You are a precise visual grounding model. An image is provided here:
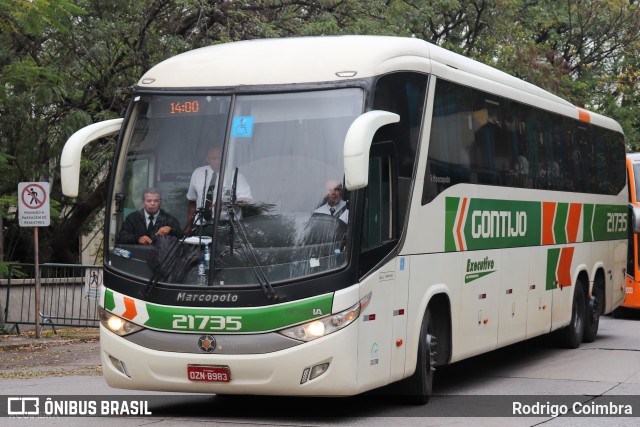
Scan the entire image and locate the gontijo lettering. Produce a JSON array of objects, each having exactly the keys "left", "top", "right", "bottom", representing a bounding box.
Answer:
[
  {"left": 446, "top": 197, "right": 627, "bottom": 252},
  {"left": 471, "top": 210, "right": 527, "bottom": 238}
]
